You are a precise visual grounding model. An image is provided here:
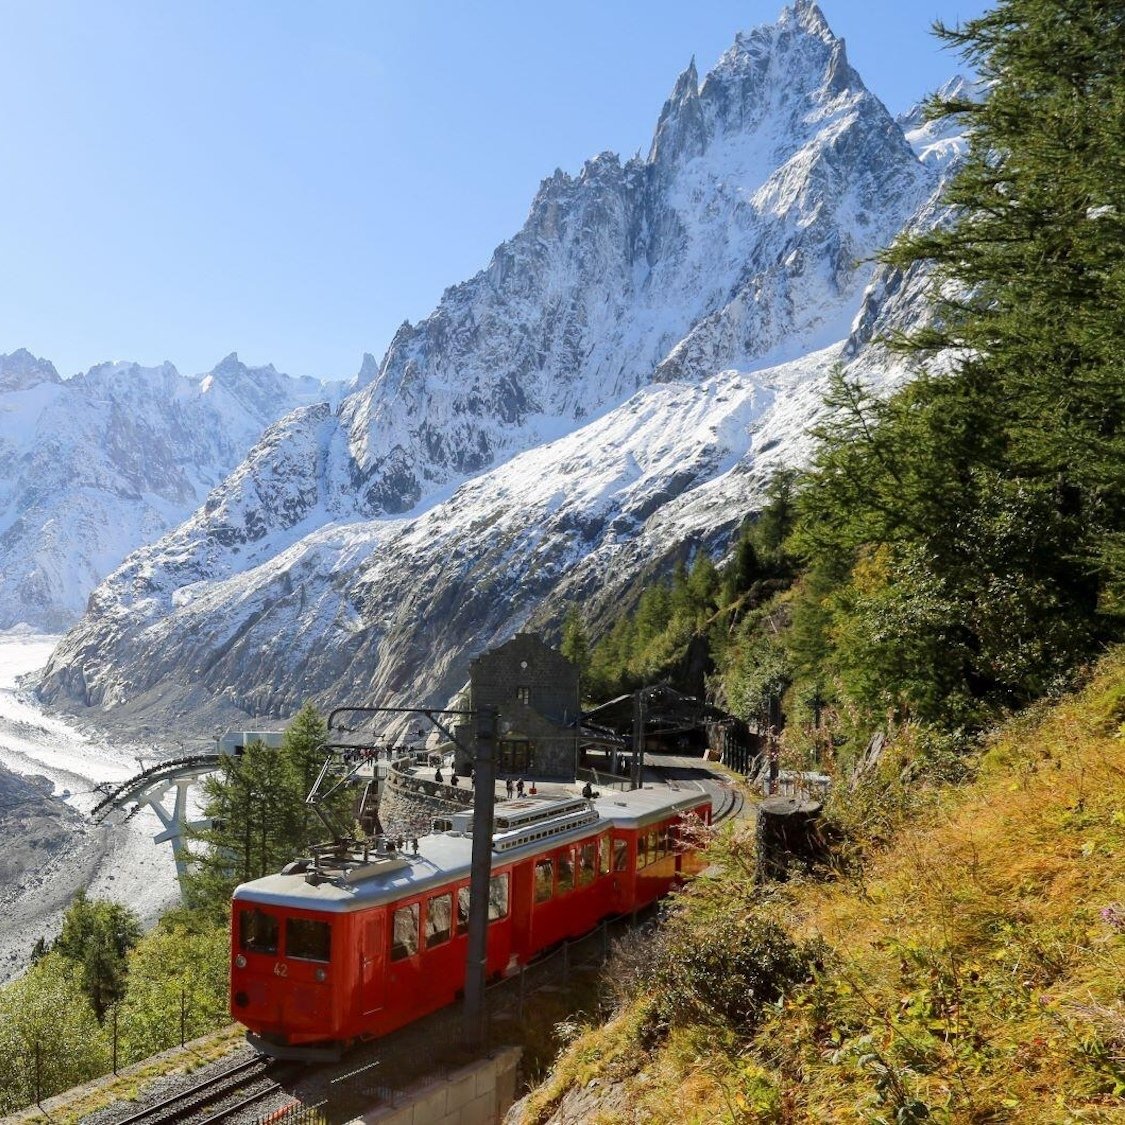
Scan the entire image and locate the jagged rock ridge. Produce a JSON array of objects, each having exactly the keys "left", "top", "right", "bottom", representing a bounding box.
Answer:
[
  {"left": 0, "top": 351, "right": 340, "bottom": 630},
  {"left": 39, "top": 2, "right": 959, "bottom": 730}
]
